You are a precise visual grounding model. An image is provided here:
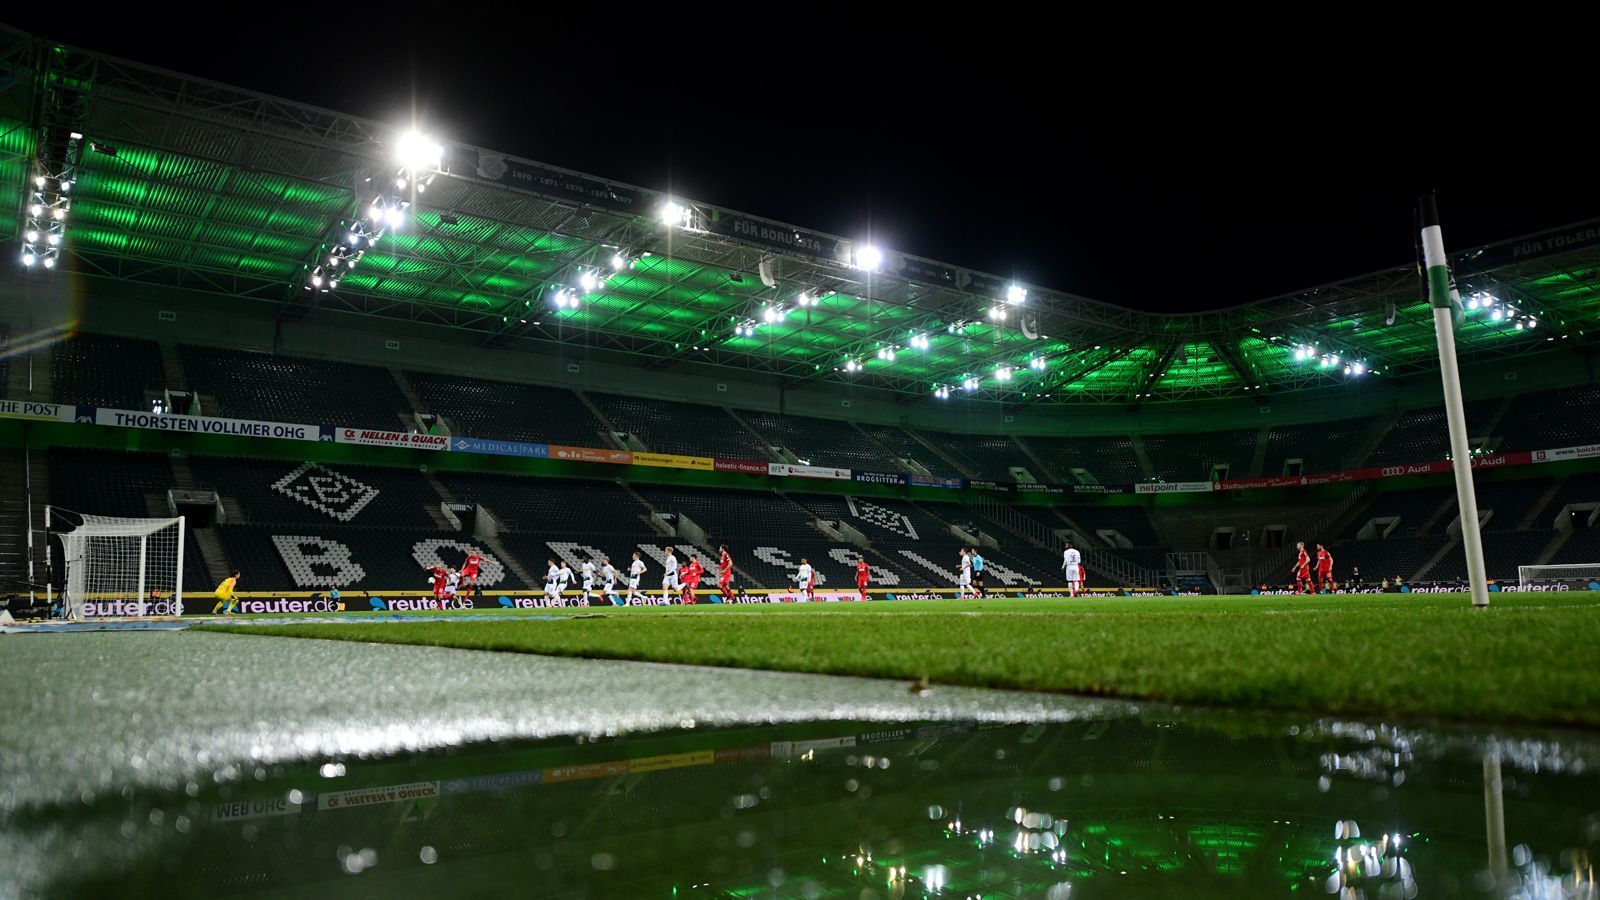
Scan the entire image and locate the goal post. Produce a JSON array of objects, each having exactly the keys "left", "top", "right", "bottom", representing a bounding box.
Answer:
[
  {"left": 1517, "top": 564, "right": 1600, "bottom": 591},
  {"left": 47, "top": 508, "right": 186, "bottom": 619}
]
